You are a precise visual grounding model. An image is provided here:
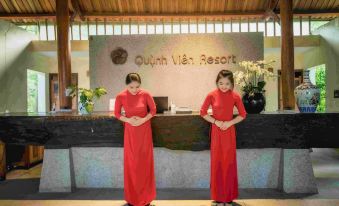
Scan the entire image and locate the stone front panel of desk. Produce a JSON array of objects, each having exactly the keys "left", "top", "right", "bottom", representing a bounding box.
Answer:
[{"left": 0, "top": 113, "right": 339, "bottom": 150}]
